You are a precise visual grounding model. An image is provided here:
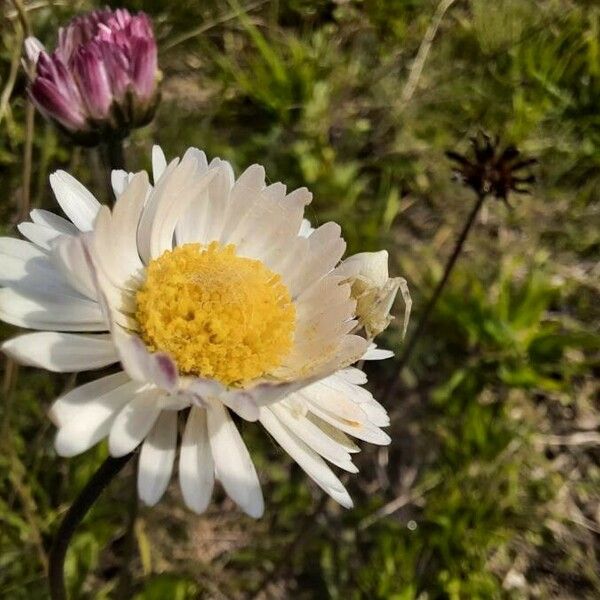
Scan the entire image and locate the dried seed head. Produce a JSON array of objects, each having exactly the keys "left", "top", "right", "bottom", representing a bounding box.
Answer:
[{"left": 446, "top": 132, "right": 537, "bottom": 203}]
